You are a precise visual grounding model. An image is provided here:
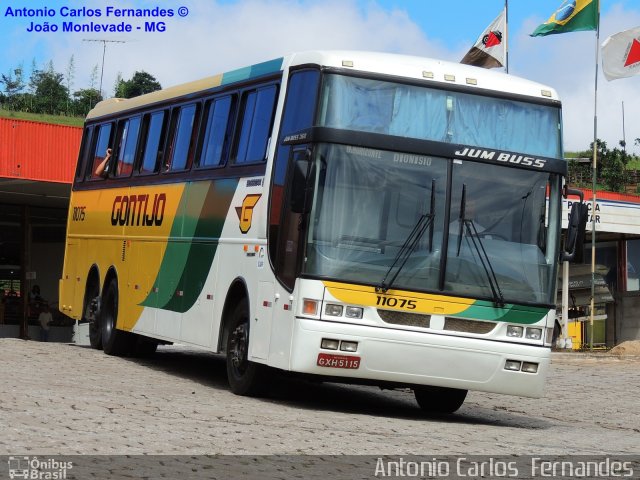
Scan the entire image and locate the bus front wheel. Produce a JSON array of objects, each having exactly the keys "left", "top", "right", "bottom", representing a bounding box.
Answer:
[
  {"left": 225, "top": 302, "right": 269, "bottom": 396},
  {"left": 414, "top": 385, "right": 467, "bottom": 414}
]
